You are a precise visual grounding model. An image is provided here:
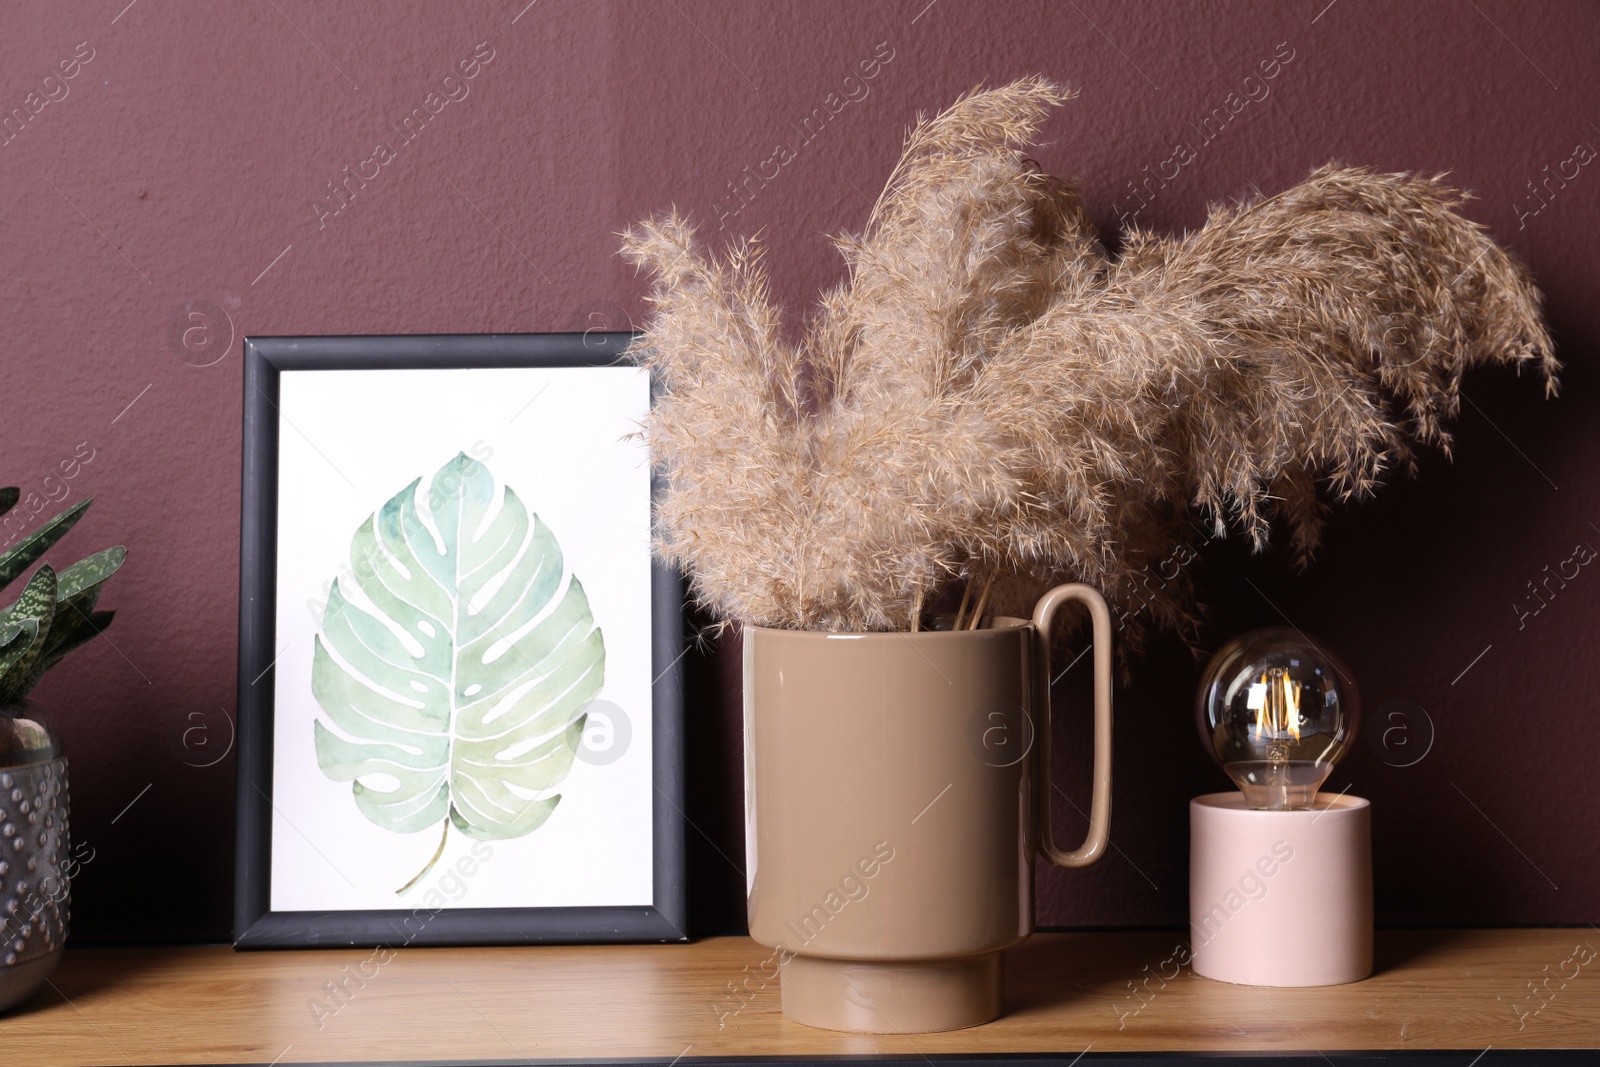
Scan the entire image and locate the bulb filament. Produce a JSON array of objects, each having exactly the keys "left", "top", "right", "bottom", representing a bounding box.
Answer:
[{"left": 1254, "top": 667, "right": 1302, "bottom": 760}]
